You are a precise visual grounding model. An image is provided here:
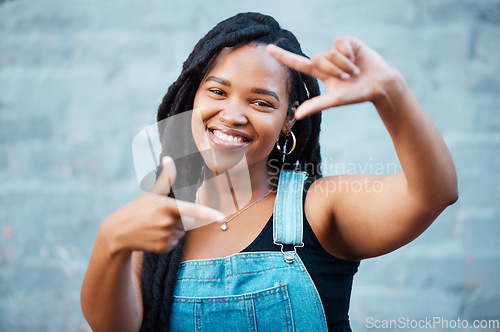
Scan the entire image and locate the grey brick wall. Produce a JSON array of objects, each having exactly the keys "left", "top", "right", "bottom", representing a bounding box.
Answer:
[{"left": 0, "top": 0, "right": 498, "bottom": 331}]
